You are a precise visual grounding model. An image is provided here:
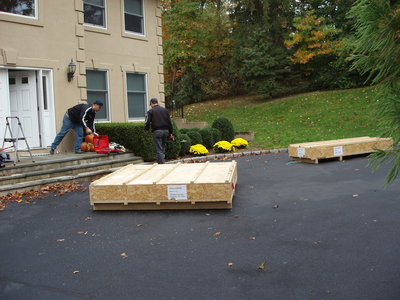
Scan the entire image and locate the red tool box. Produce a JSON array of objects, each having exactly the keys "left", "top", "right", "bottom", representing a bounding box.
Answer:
[{"left": 93, "top": 135, "right": 120, "bottom": 154}]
